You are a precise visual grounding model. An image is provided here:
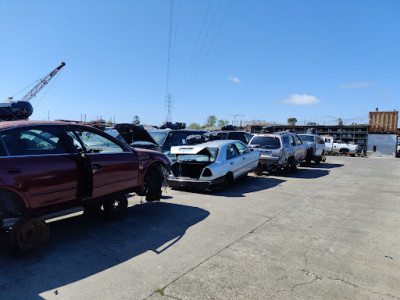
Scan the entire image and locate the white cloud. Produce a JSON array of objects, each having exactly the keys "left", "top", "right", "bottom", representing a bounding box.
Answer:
[
  {"left": 283, "top": 94, "right": 322, "bottom": 105},
  {"left": 228, "top": 76, "right": 241, "bottom": 83},
  {"left": 339, "top": 82, "right": 375, "bottom": 89},
  {"left": 378, "top": 90, "right": 390, "bottom": 95}
]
